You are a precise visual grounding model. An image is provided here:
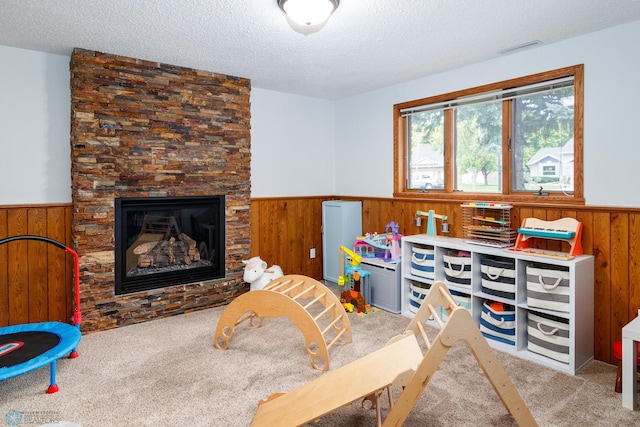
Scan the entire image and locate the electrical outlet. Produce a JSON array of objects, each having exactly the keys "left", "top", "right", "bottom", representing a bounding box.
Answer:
[{"left": 310, "top": 248, "right": 316, "bottom": 259}]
